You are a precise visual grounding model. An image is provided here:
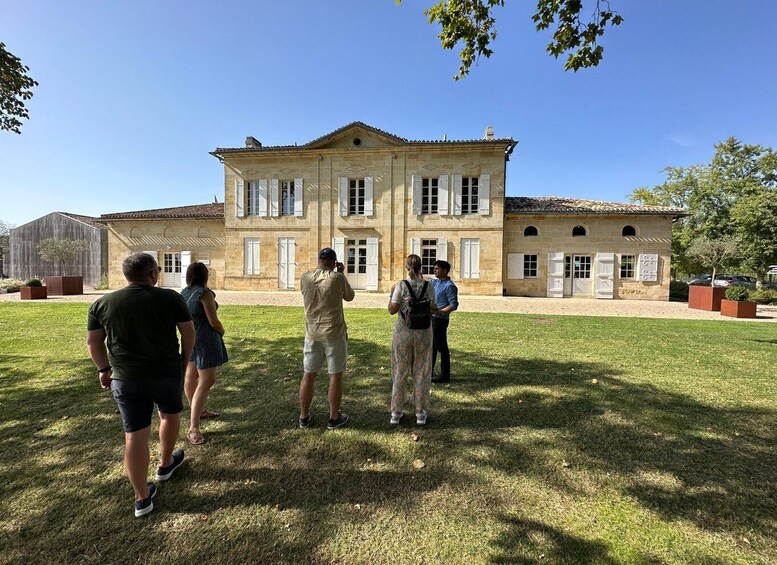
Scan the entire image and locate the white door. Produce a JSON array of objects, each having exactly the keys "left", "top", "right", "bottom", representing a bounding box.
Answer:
[
  {"left": 278, "top": 238, "right": 296, "bottom": 289},
  {"left": 563, "top": 255, "right": 572, "bottom": 296},
  {"left": 572, "top": 255, "right": 592, "bottom": 296},
  {"left": 345, "top": 238, "right": 367, "bottom": 290},
  {"left": 594, "top": 253, "right": 615, "bottom": 299},
  {"left": 162, "top": 252, "right": 181, "bottom": 288}
]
